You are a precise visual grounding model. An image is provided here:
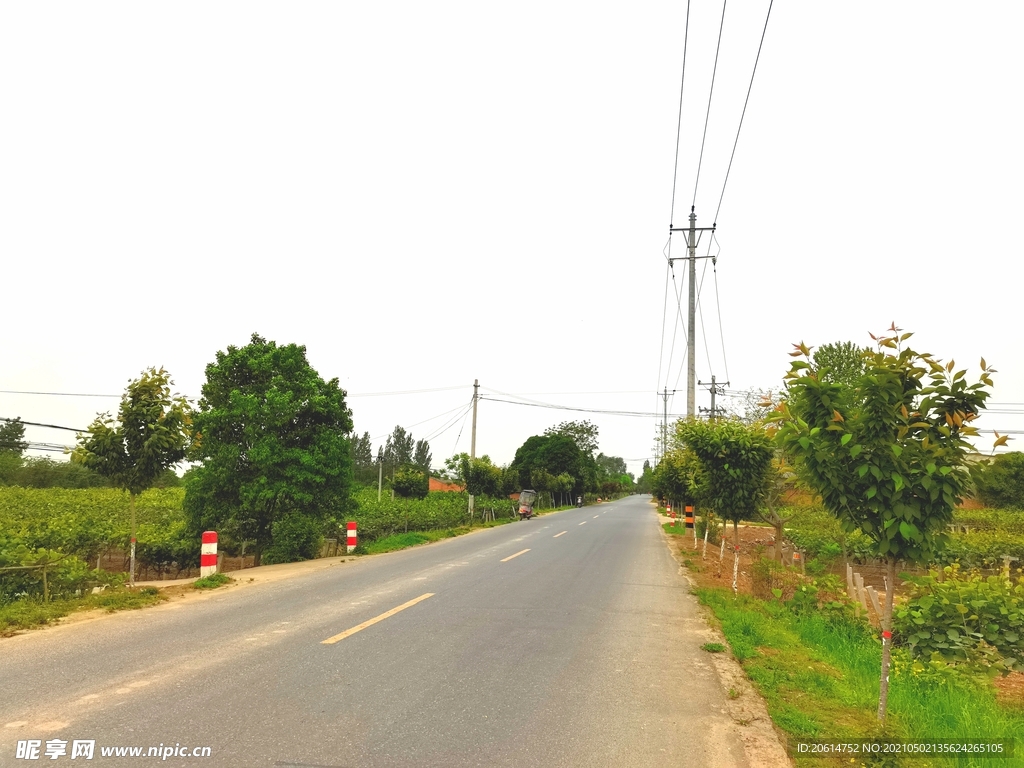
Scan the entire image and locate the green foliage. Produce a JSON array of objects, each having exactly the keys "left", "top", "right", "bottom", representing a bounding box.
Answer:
[
  {"left": 72, "top": 367, "right": 192, "bottom": 497},
  {"left": 184, "top": 334, "right": 354, "bottom": 564},
  {"left": 351, "top": 431, "right": 374, "bottom": 469},
  {"left": 697, "top": 586, "right": 1024, "bottom": 752},
  {"left": 193, "top": 573, "right": 231, "bottom": 589},
  {"left": 651, "top": 447, "right": 706, "bottom": 507},
  {"left": 0, "top": 585, "right": 166, "bottom": 635},
  {"left": 261, "top": 512, "right": 324, "bottom": 565},
  {"left": 0, "top": 456, "right": 112, "bottom": 488},
  {"left": 544, "top": 419, "right": 599, "bottom": 456},
  {"left": 701, "top": 642, "right": 727, "bottom": 653},
  {"left": 811, "top": 340, "right": 869, "bottom": 387},
  {"left": 776, "top": 328, "right": 996, "bottom": 565},
  {"left": 972, "top": 452, "right": 1024, "bottom": 509},
  {"left": 512, "top": 433, "right": 591, "bottom": 494},
  {"left": 675, "top": 419, "right": 774, "bottom": 528},
  {"left": 392, "top": 465, "right": 428, "bottom": 499},
  {"left": 0, "top": 417, "right": 27, "bottom": 453},
  {"left": 895, "top": 567, "right": 1024, "bottom": 676}
]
